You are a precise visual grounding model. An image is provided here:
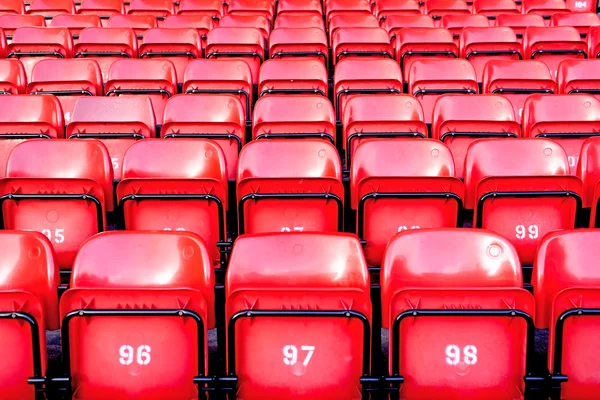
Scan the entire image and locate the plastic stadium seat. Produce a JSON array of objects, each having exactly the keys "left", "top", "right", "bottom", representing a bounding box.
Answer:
[
  {"left": 177, "top": 0, "right": 225, "bottom": 20},
  {"left": 226, "top": 0, "right": 274, "bottom": 23},
  {"left": 0, "top": 59, "right": 26, "bottom": 94},
  {"left": 432, "top": 94, "right": 521, "bottom": 178},
  {"left": 329, "top": 13, "right": 380, "bottom": 46},
  {"left": 333, "top": 27, "right": 394, "bottom": 66},
  {"left": 578, "top": 137, "right": 600, "bottom": 212},
  {"left": 78, "top": 0, "right": 125, "bottom": 26},
  {"left": 473, "top": 0, "right": 520, "bottom": 19},
  {"left": 128, "top": 0, "right": 175, "bottom": 26},
  {"left": 206, "top": 27, "right": 265, "bottom": 85},
  {"left": 117, "top": 140, "right": 228, "bottom": 267},
  {"left": 162, "top": 94, "right": 245, "bottom": 180},
  {"left": 139, "top": 28, "right": 202, "bottom": 84},
  {"left": 408, "top": 59, "right": 478, "bottom": 125},
  {"left": 67, "top": 96, "right": 156, "bottom": 182},
  {"left": 381, "top": 229, "right": 536, "bottom": 399},
  {"left": 258, "top": 59, "right": 328, "bottom": 98},
  {"left": 521, "top": 0, "right": 570, "bottom": 25},
  {"left": 351, "top": 140, "right": 463, "bottom": 266},
  {"left": 460, "top": 27, "right": 522, "bottom": 82},
  {"left": 0, "top": 231, "right": 59, "bottom": 400},
  {"left": 423, "top": 0, "right": 470, "bottom": 26},
  {"left": 163, "top": 15, "right": 212, "bottom": 48},
  {"left": 277, "top": 0, "right": 322, "bottom": 17},
  {"left": 464, "top": 139, "right": 581, "bottom": 265},
  {"left": 558, "top": 59, "right": 600, "bottom": 100},
  {"left": 495, "top": 13, "right": 545, "bottom": 42},
  {"left": 396, "top": 28, "right": 458, "bottom": 82},
  {"left": 8, "top": 27, "right": 74, "bottom": 80},
  {"left": 105, "top": 59, "right": 177, "bottom": 125},
  {"left": 59, "top": 231, "right": 215, "bottom": 399},
  {"left": 342, "top": 94, "right": 427, "bottom": 168},
  {"left": 27, "top": 59, "right": 103, "bottom": 123},
  {"left": 382, "top": 15, "right": 435, "bottom": 49},
  {"left": 440, "top": 14, "right": 489, "bottom": 45},
  {"left": 0, "top": 140, "right": 112, "bottom": 269},
  {"left": 0, "top": 95, "right": 64, "bottom": 179},
  {"left": 219, "top": 15, "right": 270, "bottom": 44},
  {"left": 333, "top": 58, "right": 403, "bottom": 123},
  {"left": 108, "top": 14, "right": 158, "bottom": 41},
  {"left": 74, "top": 27, "right": 137, "bottom": 82},
  {"left": 523, "top": 26, "right": 587, "bottom": 79},
  {"left": 183, "top": 59, "right": 253, "bottom": 124},
  {"left": 482, "top": 60, "right": 556, "bottom": 123},
  {"left": 0, "top": 0, "right": 25, "bottom": 14},
  {"left": 565, "top": 0, "right": 597, "bottom": 12},
  {"left": 374, "top": 0, "right": 421, "bottom": 21},
  {"left": 532, "top": 230, "right": 600, "bottom": 399},
  {"left": 27, "top": 0, "right": 75, "bottom": 19},
  {"left": 273, "top": 13, "right": 325, "bottom": 30},
  {"left": 226, "top": 232, "right": 370, "bottom": 399},
  {"left": 269, "top": 28, "right": 328, "bottom": 66},
  {"left": 0, "top": 14, "right": 46, "bottom": 39},
  {"left": 325, "top": 0, "right": 372, "bottom": 24},
  {"left": 237, "top": 140, "right": 343, "bottom": 234},
  {"left": 50, "top": 14, "right": 102, "bottom": 41},
  {"left": 588, "top": 26, "right": 600, "bottom": 58},
  {"left": 550, "top": 12, "right": 600, "bottom": 37},
  {"left": 522, "top": 94, "right": 600, "bottom": 174}
]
